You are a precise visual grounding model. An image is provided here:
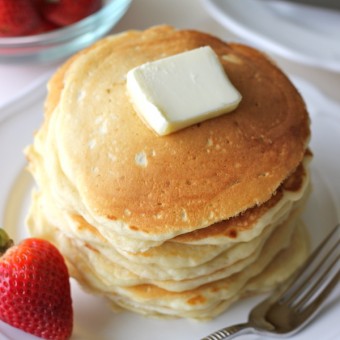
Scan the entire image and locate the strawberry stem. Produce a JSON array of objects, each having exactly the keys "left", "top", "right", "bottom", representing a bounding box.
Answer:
[{"left": 0, "top": 229, "right": 14, "bottom": 255}]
